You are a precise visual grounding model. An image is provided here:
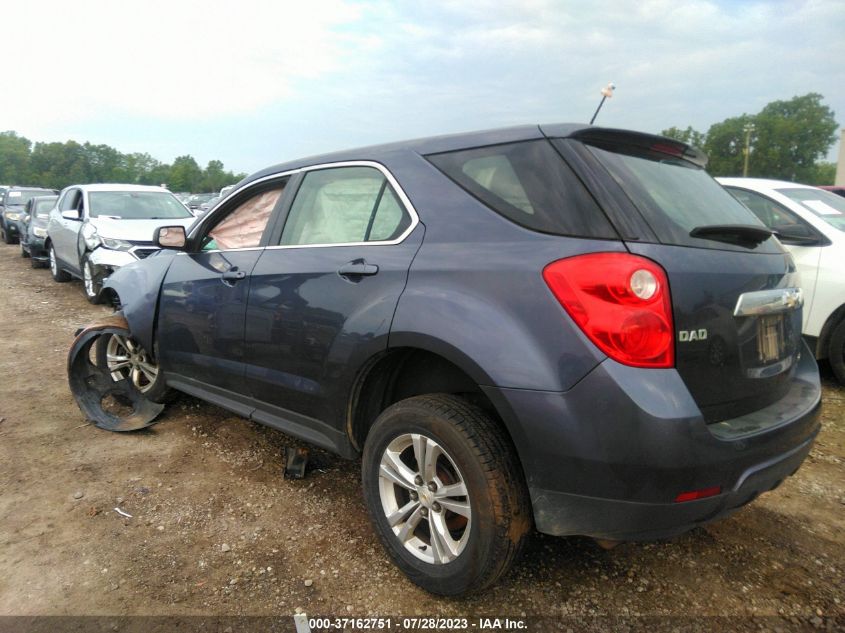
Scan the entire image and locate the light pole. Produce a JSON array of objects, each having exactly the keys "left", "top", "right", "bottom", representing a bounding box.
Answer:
[
  {"left": 742, "top": 122, "right": 756, "bottom": 177},
  {"left": 590, "top": 83, "right": 616, "bottom": 125}
]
